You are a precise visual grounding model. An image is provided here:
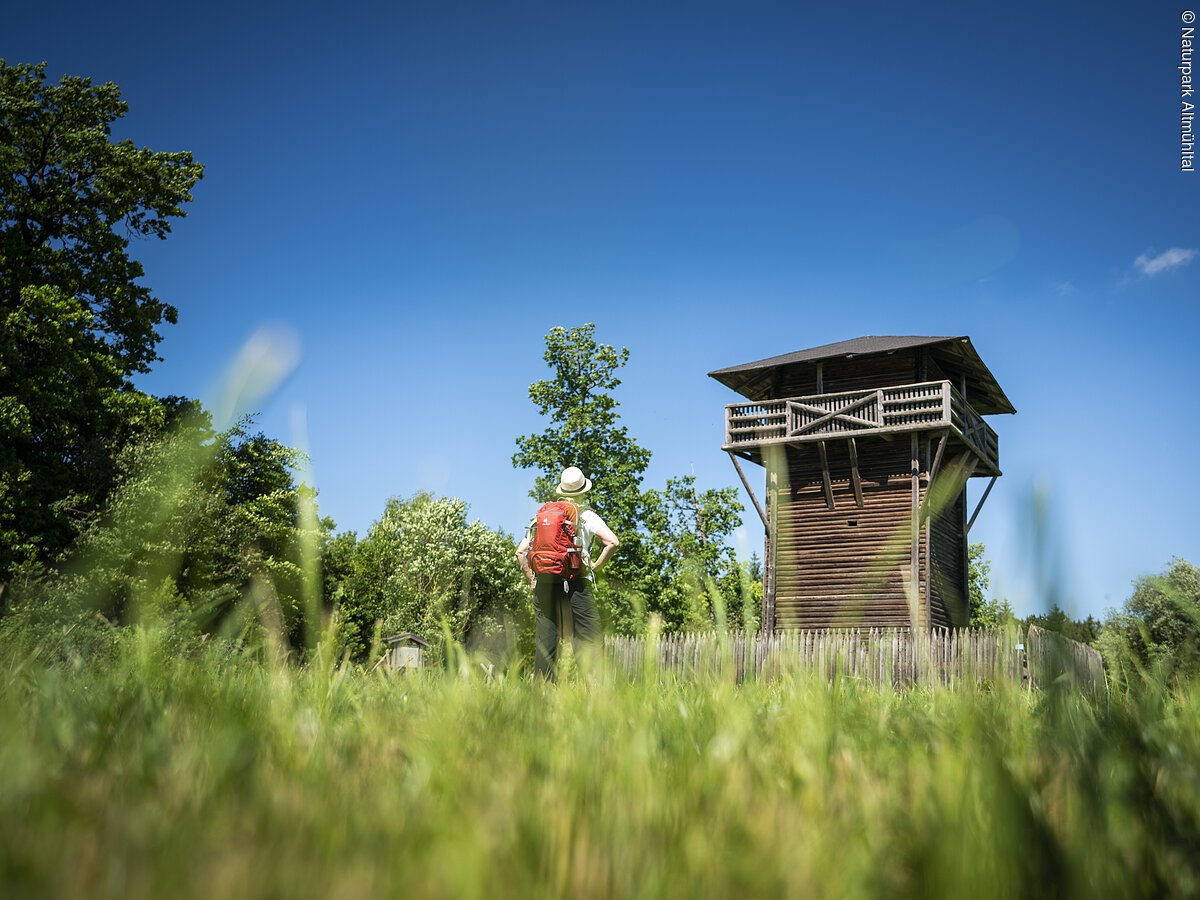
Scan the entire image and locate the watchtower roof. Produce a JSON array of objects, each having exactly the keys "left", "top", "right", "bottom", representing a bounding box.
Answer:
[{"left": 708, "top": 335, "right": 1015, "bottom": 415}]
